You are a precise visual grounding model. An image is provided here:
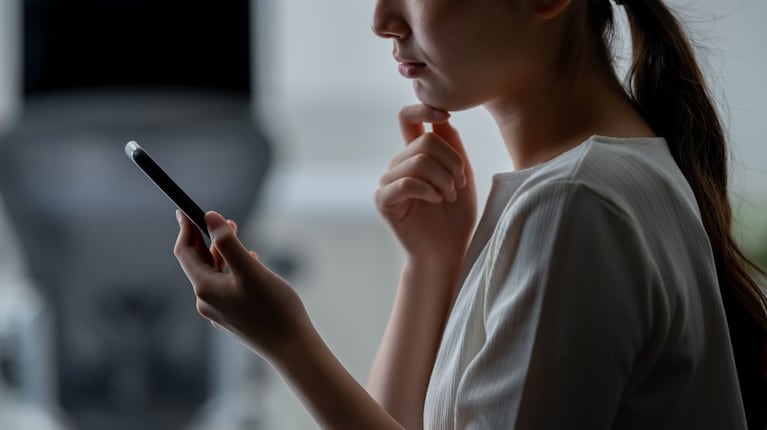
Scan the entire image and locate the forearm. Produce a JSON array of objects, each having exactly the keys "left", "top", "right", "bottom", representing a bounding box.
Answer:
[
  {"left": 272, "top": 323, "right": 404, "bottom": 430},
  {"left": 367, "top": 257, "right": 462, "bottom": 429}
]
